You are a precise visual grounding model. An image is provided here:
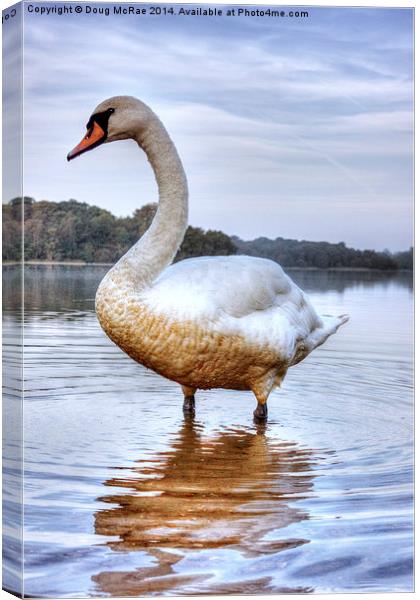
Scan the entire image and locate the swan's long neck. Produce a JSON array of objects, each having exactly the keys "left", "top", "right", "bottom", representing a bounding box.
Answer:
[{"left": 106, "top": 114, "right": 188, "bottom": 291}]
